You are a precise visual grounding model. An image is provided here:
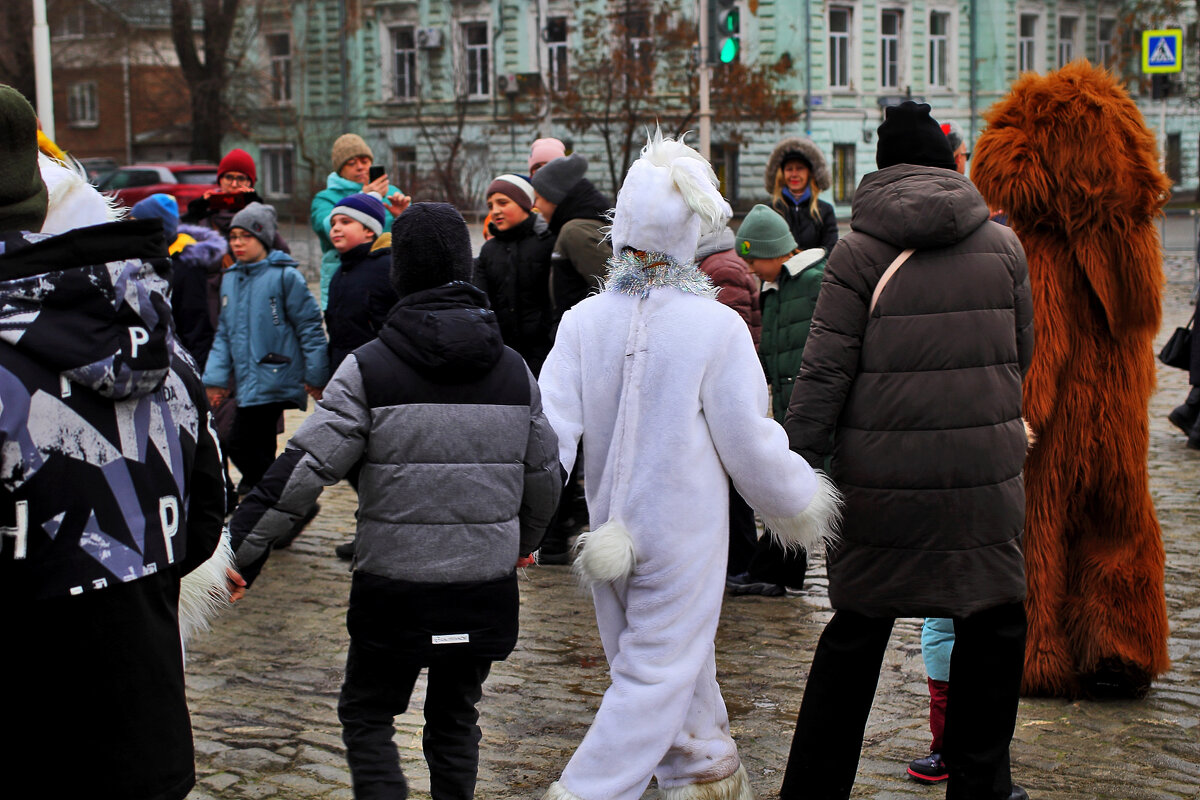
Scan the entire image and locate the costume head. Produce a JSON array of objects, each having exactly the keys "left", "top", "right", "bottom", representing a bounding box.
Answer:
[
  {"left": 390, "top": 202, "right": 473, "bottom": 296},
  {"left": 487, "top": 174, "right": 536, "bottom": 213},
  {"left": 530, "top": 153, "right": 588, "bottom": 205},
  {"left": 529, "top": 138, "right": 567, "bottom": 172},
  {"left": 332, "top": 133, "right": 373, "bottom": 172},
  {"left": 972, "top": 61, "right": 1169, "bottom": 336},
  {"left": 736, "top": 204, "right": 798, "bottom": 259},
  {"left": 230, "top": 201, "right": 277, "bottom": 252},
  {"left": 876, "top": 101, "right": 956, "bottom": 171},
  {"left": 218, "top": 148, "right": 257, "bottom": 185},
  {"left": 0, "top": 84, "right": 49, "bottom": 233},
  {"left": 608, "top": 129, "right": 731, "bottom": 265},
  {"left": 331, "top": 192, "right": 386, "bottom": 236},
  {"left": 131, "top": 194, "right": 180, "bottom": 241}
]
